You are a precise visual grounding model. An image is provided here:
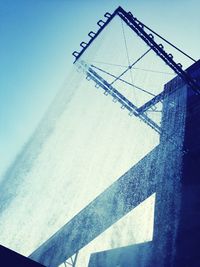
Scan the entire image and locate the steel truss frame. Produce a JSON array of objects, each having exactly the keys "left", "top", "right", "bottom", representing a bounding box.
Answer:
[
  {"left": 72, "top": 6, "right": 200, "bottom": 119},
  {"left": 63, "top": 252, "right": 79, "bottom": 267}
]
